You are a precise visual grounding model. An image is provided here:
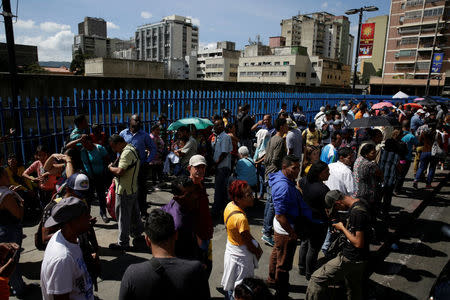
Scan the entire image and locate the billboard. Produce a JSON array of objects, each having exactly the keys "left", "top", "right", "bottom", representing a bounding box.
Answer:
[
  {"left": 359, "top": 23, "right": 375, "bottom": 58},
  {"left": 431, "top": 52, "right": 444, "bottom": 73}
]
